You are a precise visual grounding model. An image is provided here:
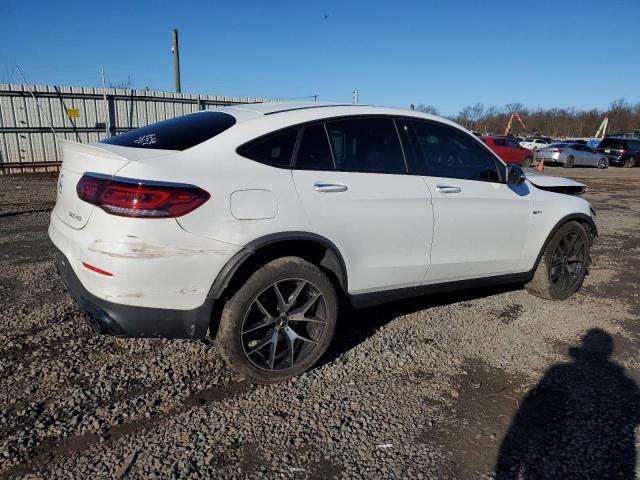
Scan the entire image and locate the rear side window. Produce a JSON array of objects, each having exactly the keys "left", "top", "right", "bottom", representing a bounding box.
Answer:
[
  {"left": 101, "top": 111, "right": 236, "bottom": 151},
  {"left": 325, "top": 118, "right": 406, "bottom": 174},
  {"left": 410, "top": 120, "right": 501, "bottom": 182},
  {"left": 599, "top": 138, "right": 627, "bottom": 150},
  {"left": 295, "top": 124, "right": 334, "bottom": 170},
  {"left": 493, "top": 139, "right": 507, "bottom": 146},
  {"left": 238, "top": 128, "right": 299, "bottom": 167}
]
